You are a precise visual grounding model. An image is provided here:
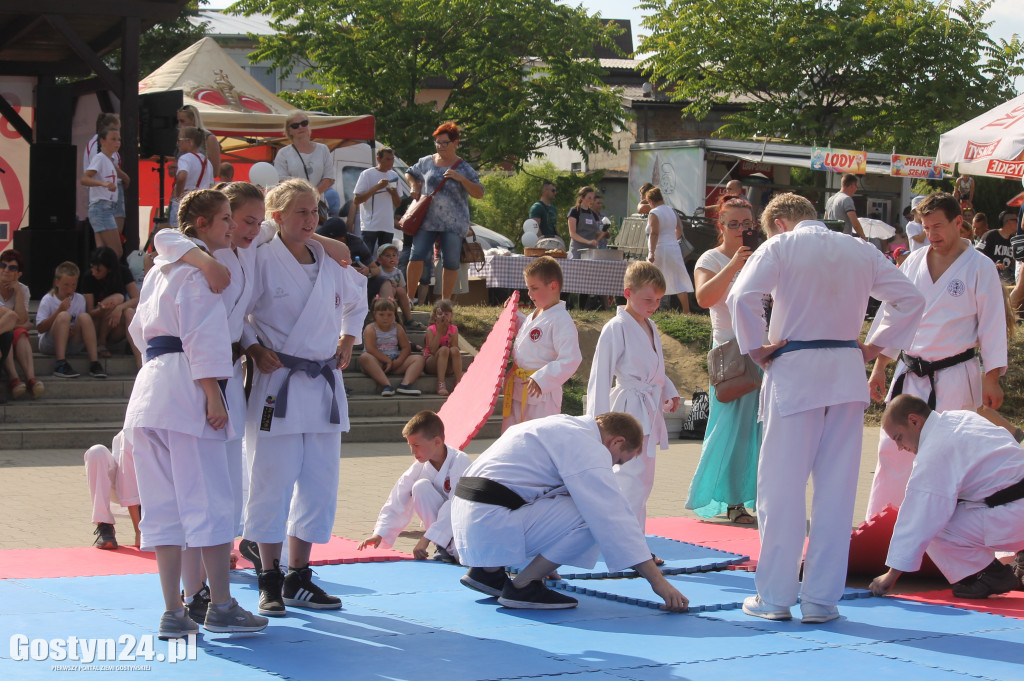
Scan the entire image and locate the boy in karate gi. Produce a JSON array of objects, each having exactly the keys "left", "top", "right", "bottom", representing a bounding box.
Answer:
[
  {"left": 358, "top": 410, "right": 471, "bottom": 561},
  {"left": 728, "top": 194, "right": 924, "bottom": 623},
  {"left": 870, "top": 395, "right": 1024, "bottom": 599},
  {"left": 587, "top": 262, "right": 679, "bottom": 556},
  {"left": 452, "top": 412, "right": 688, "bottom": 612},
  {"left": 501, "top": 256, "right": 582, "bottom": 431},
  {"left": 866, "top": 192, "right": 1007, "bottom": 518},
  {"left": 83, "top": 431, "right": 141, "bottom": 550}
]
